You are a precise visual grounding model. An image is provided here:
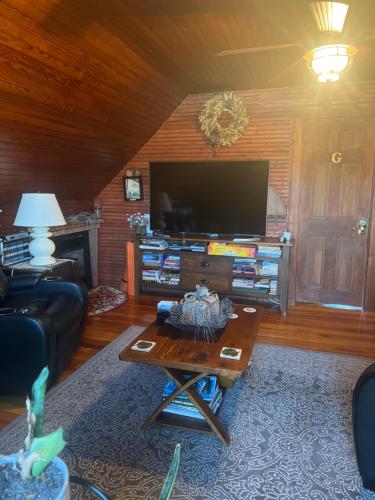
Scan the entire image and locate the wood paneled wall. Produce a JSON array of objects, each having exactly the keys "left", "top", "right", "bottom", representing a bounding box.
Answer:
[
  {"left": 0, "top": 0, "right": 186, "bottom": 234},
  {"left": 98, "top": 82, "right": 375, "bottom": 288}
]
